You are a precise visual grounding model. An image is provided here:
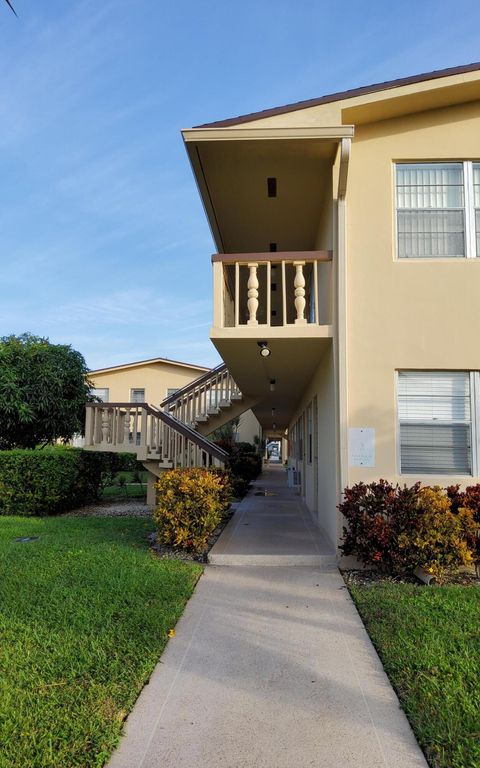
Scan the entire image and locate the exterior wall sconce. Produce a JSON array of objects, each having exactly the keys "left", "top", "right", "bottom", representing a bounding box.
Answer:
[
  {"left": 258, "top": 341, "right": 271, "bottom": 358},
  {"left": 270, "top": 379, "right": 276, "bottom": 392}
]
